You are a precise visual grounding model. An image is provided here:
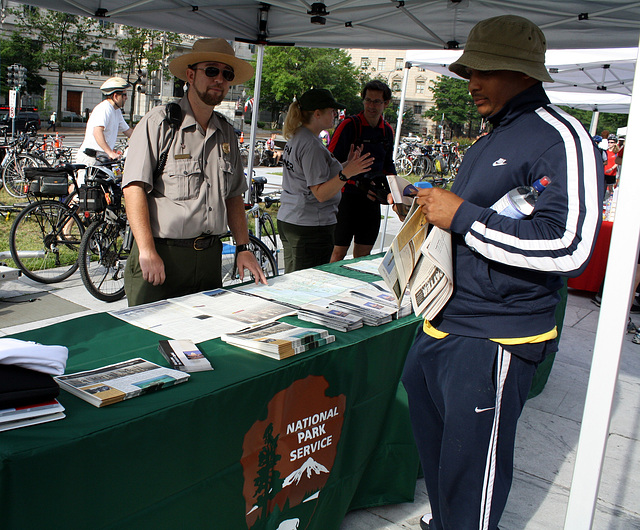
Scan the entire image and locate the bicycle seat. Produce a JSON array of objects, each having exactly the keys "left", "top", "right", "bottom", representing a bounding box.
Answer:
[{"left": 253, "top": 176, "right": 267, "bottom": 185}]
